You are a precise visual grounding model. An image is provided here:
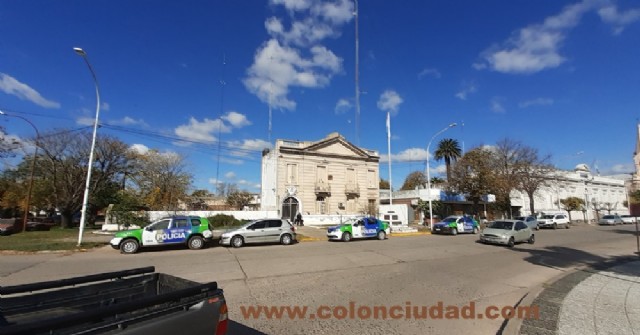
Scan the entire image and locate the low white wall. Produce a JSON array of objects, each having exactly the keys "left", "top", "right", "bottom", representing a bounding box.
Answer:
[{"left": 145, "top": 210, "right": 279, "bottom": 222}]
